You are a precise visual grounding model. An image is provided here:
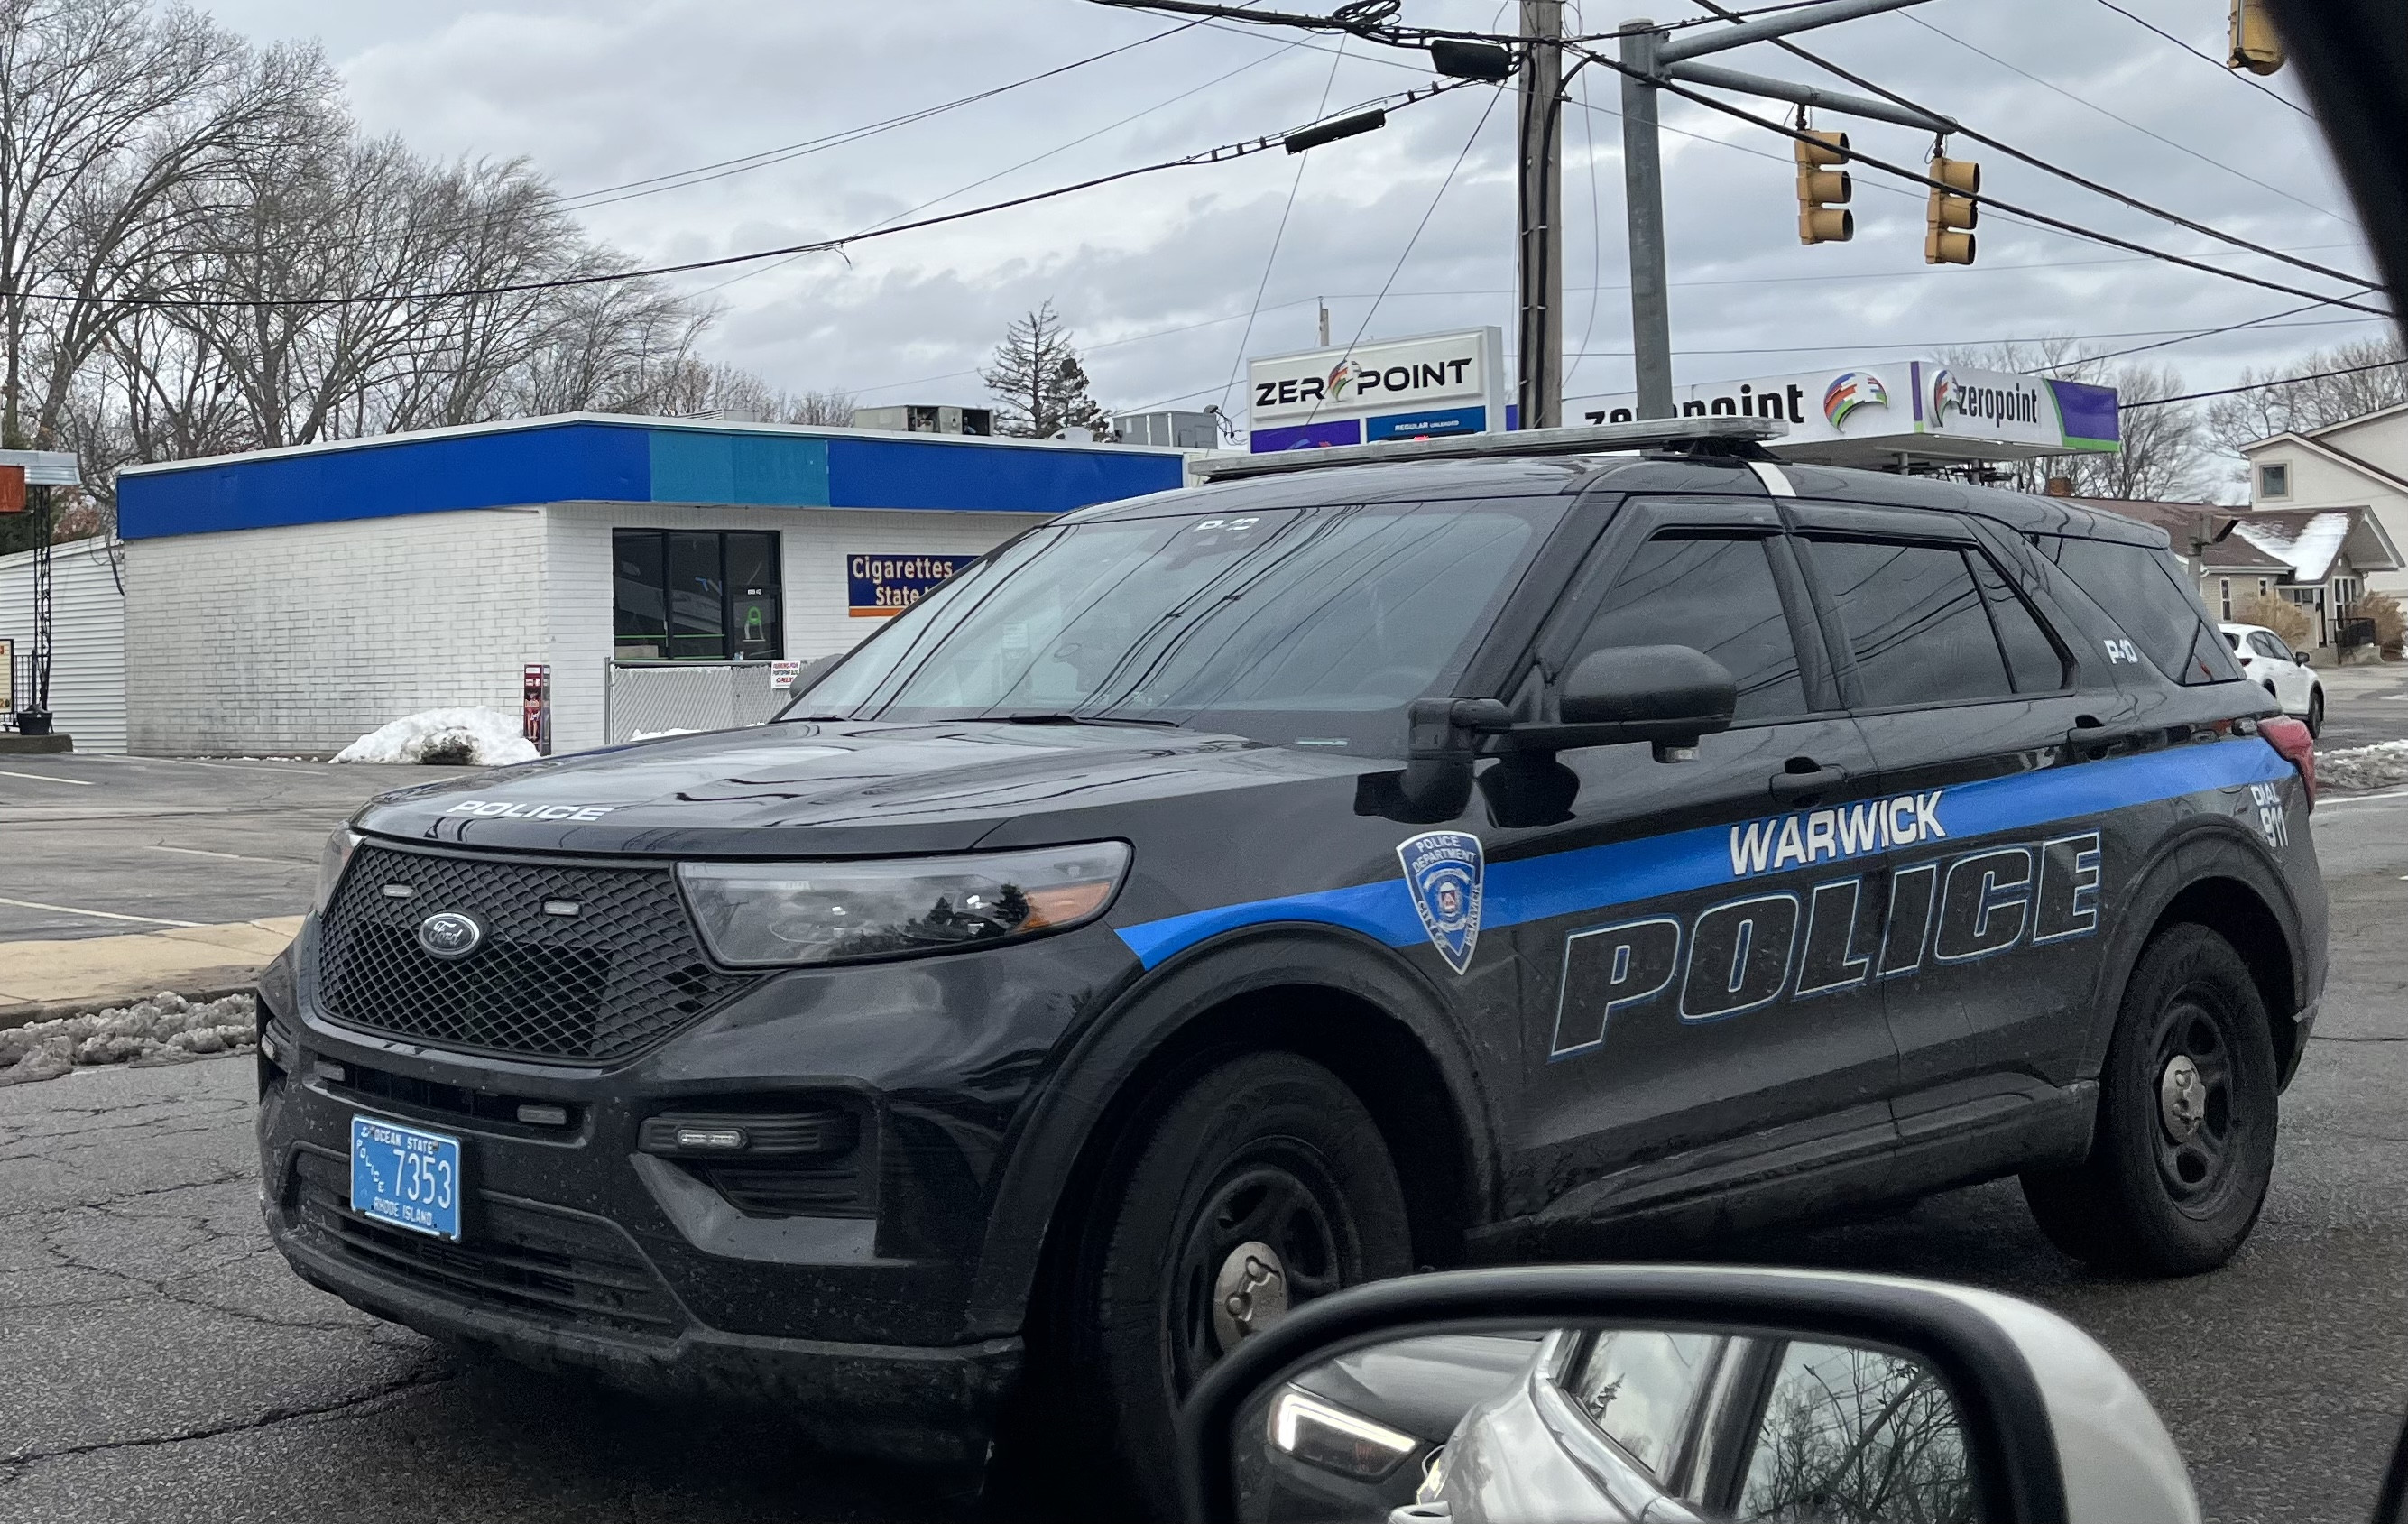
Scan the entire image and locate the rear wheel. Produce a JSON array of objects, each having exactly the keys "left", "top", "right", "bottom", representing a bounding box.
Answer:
[
  {"left": 2022, "top": 925, "right": 2278, "bottom": 1275},
  {"left": 2307, "top": 687, "right": 2325, "bottom": 737},
  {"left": 1069, "top": 1052, "right": 1412, "bottom": 1518}
]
